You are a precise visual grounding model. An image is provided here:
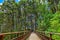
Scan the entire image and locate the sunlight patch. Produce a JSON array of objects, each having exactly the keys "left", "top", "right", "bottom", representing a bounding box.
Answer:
[
  {"left": 18, "top": 0, "right": 20, "bottom": 1},
  {"left": 0, "top": 3, "right": 2, "bottom": 5}
]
